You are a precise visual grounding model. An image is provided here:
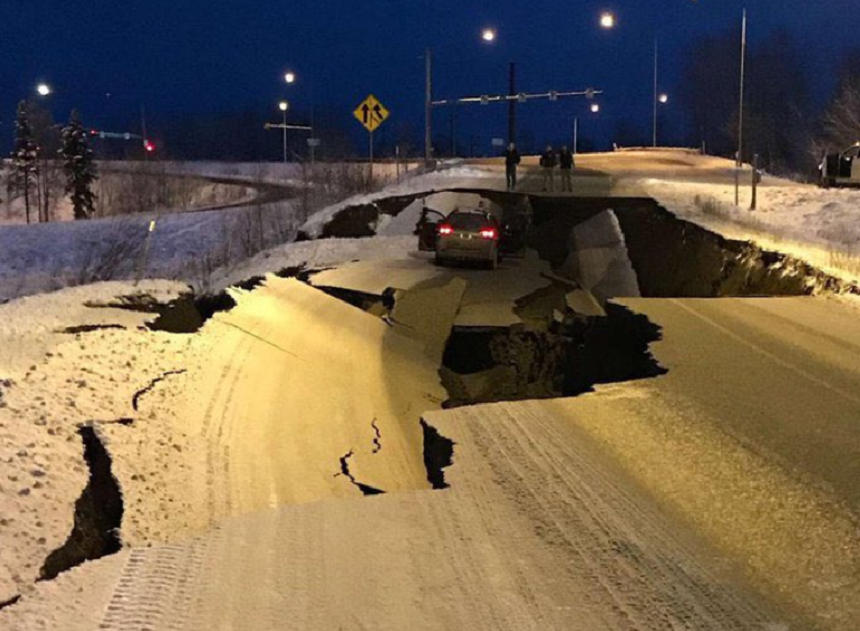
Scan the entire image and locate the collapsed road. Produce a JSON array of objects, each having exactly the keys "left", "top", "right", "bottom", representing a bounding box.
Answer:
[{"left": 1, "top": 190, "right": 859, "bottom": 630}]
